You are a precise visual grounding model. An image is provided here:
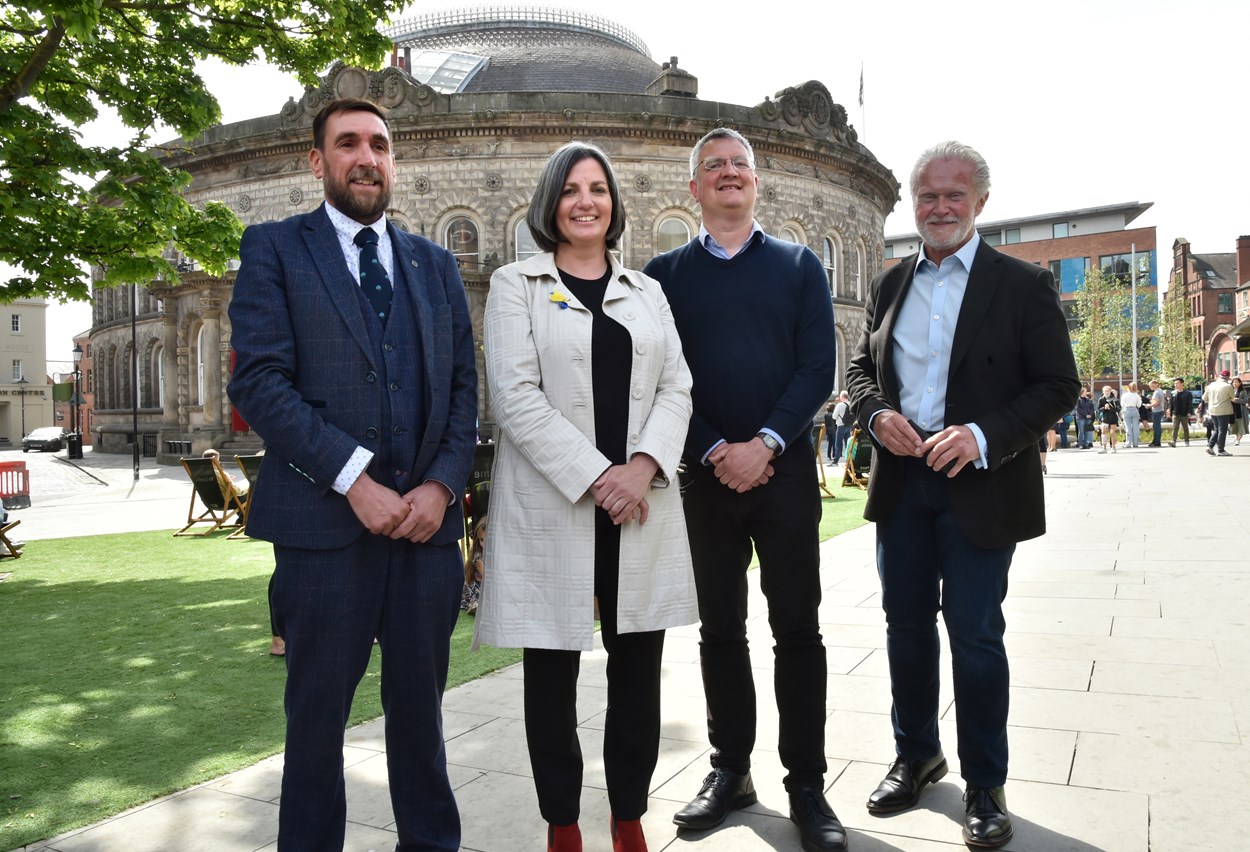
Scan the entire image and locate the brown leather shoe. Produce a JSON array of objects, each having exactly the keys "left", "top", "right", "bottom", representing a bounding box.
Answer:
[
  {"left": 963, "top": 785, "right": 1013, "bottom": 848},
  {"left": 866, "top": 752, "right": 947, "bottom": 814}
]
